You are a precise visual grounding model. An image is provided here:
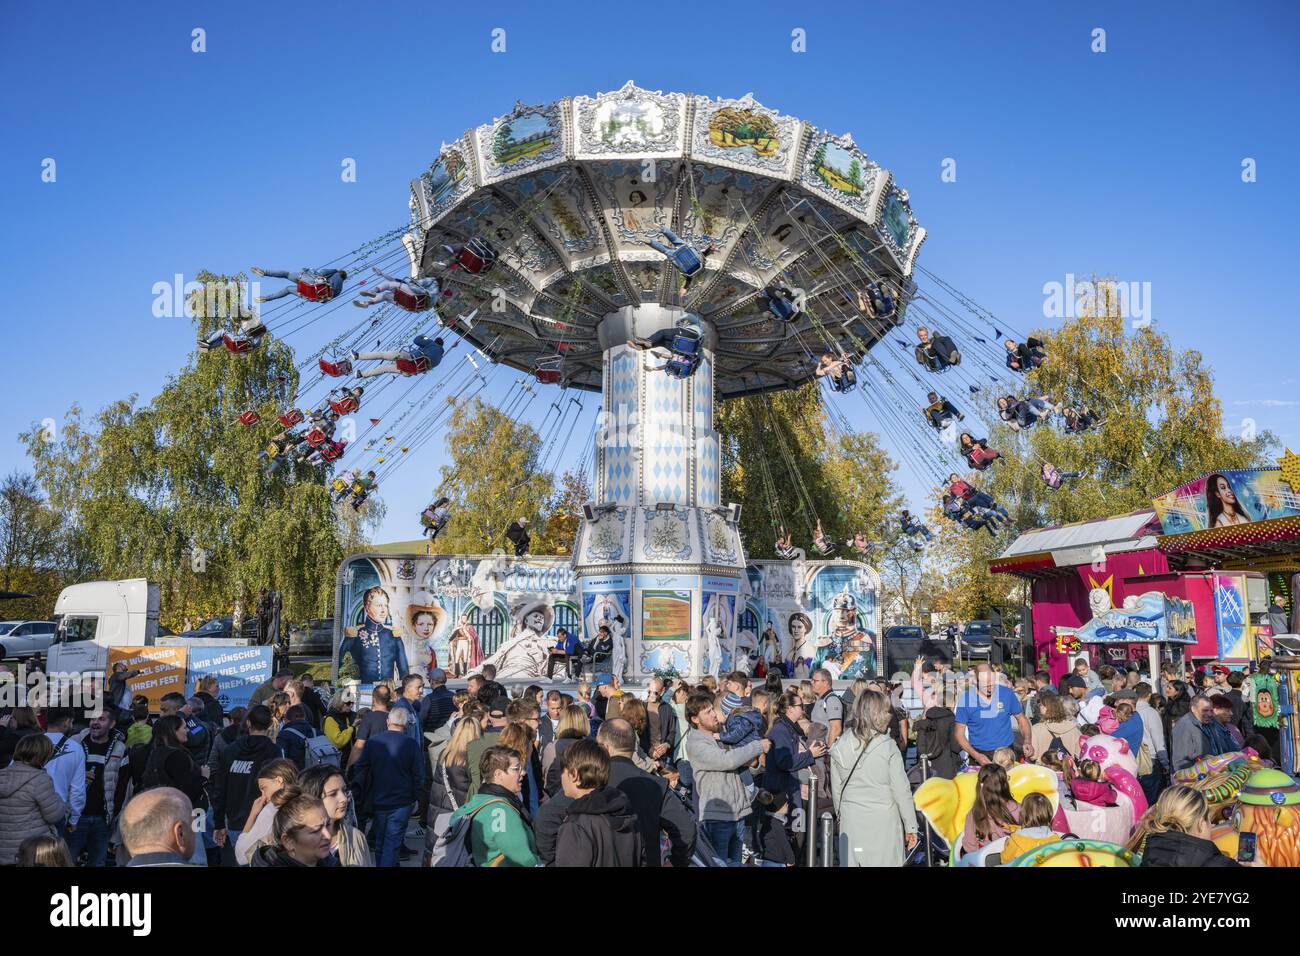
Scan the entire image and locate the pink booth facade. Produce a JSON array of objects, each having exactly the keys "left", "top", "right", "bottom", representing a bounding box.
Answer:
[{"left": 991, "top": 511, "right": 1245, "bottom": 682}]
